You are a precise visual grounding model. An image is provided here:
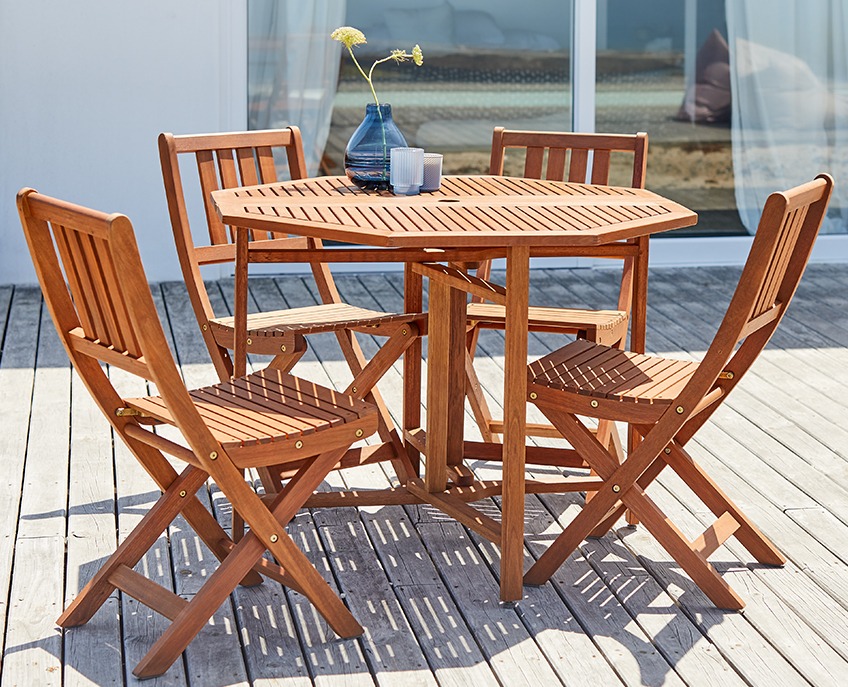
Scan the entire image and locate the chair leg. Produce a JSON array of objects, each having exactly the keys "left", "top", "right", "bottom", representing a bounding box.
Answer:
[
  {"left": 465, "top": 349, "right": 500, "bottom": 443},
  {"left": 525, "top": 407, "right": 747, "bottom": 609},
  {"left": 59, "top": 465, "right": 210, "bottom": 627},
  {"left": 528, "top": 462, "right": 746, "bottom": 609},
  {"left": 620, "top": 487, "right": 746, "bottom": 610},
  {"left": 267, "top": 348, "right": 307, "bottom": 374},
  {"left": 584, "top": 419, "right": 618, "bottom": 506},
  {"left": 133, "top": 447, "right": 361, "bottom": 679},
  {"left": 338, "top": 323, "right": 421, "bottom": 482},
  {"left": 524, "top": 405, "right": 639, "bottom": 582},
  {"left": 123, "top": 433, "right": 263, "bottom": 587},
  {"left": 588, "top": 453, "right": 665, "bottom": 538},
  {"left": 260, "top": 323, "right": 422, "bottom": 491},
  {"left": 664, "top": 443, "right": 785, "bottom": 566}
]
